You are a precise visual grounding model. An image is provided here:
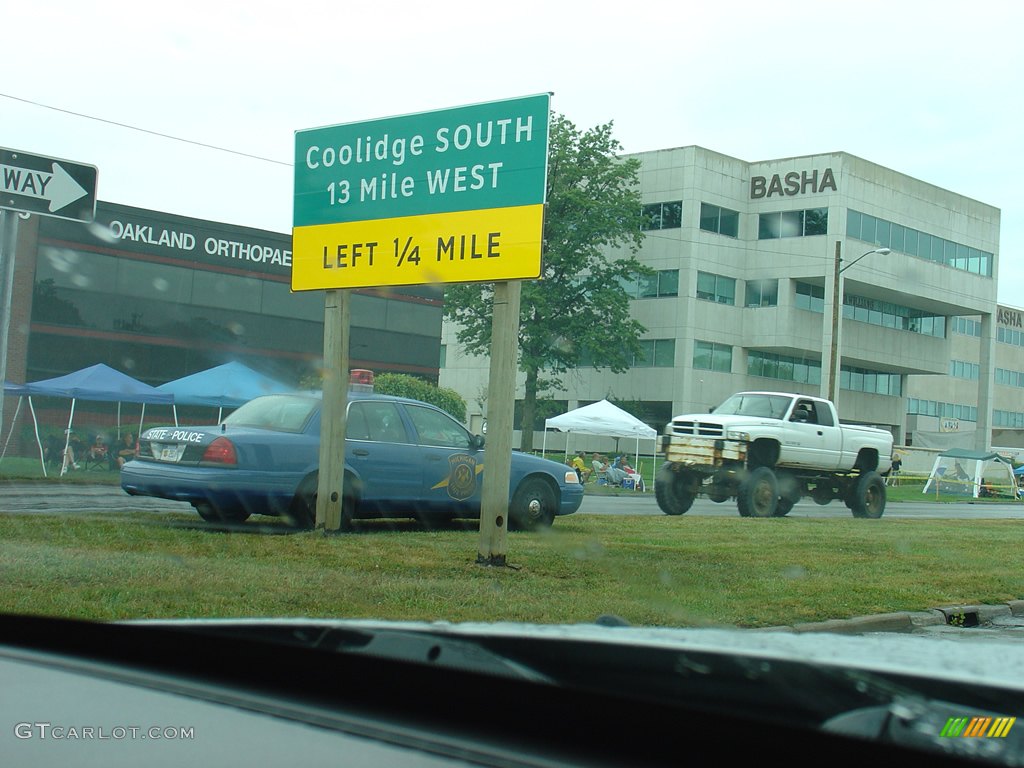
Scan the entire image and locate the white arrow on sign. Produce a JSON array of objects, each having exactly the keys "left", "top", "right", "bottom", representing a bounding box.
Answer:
[{"left": 1, "top": 161, "right": 89, "bottom": 212}]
